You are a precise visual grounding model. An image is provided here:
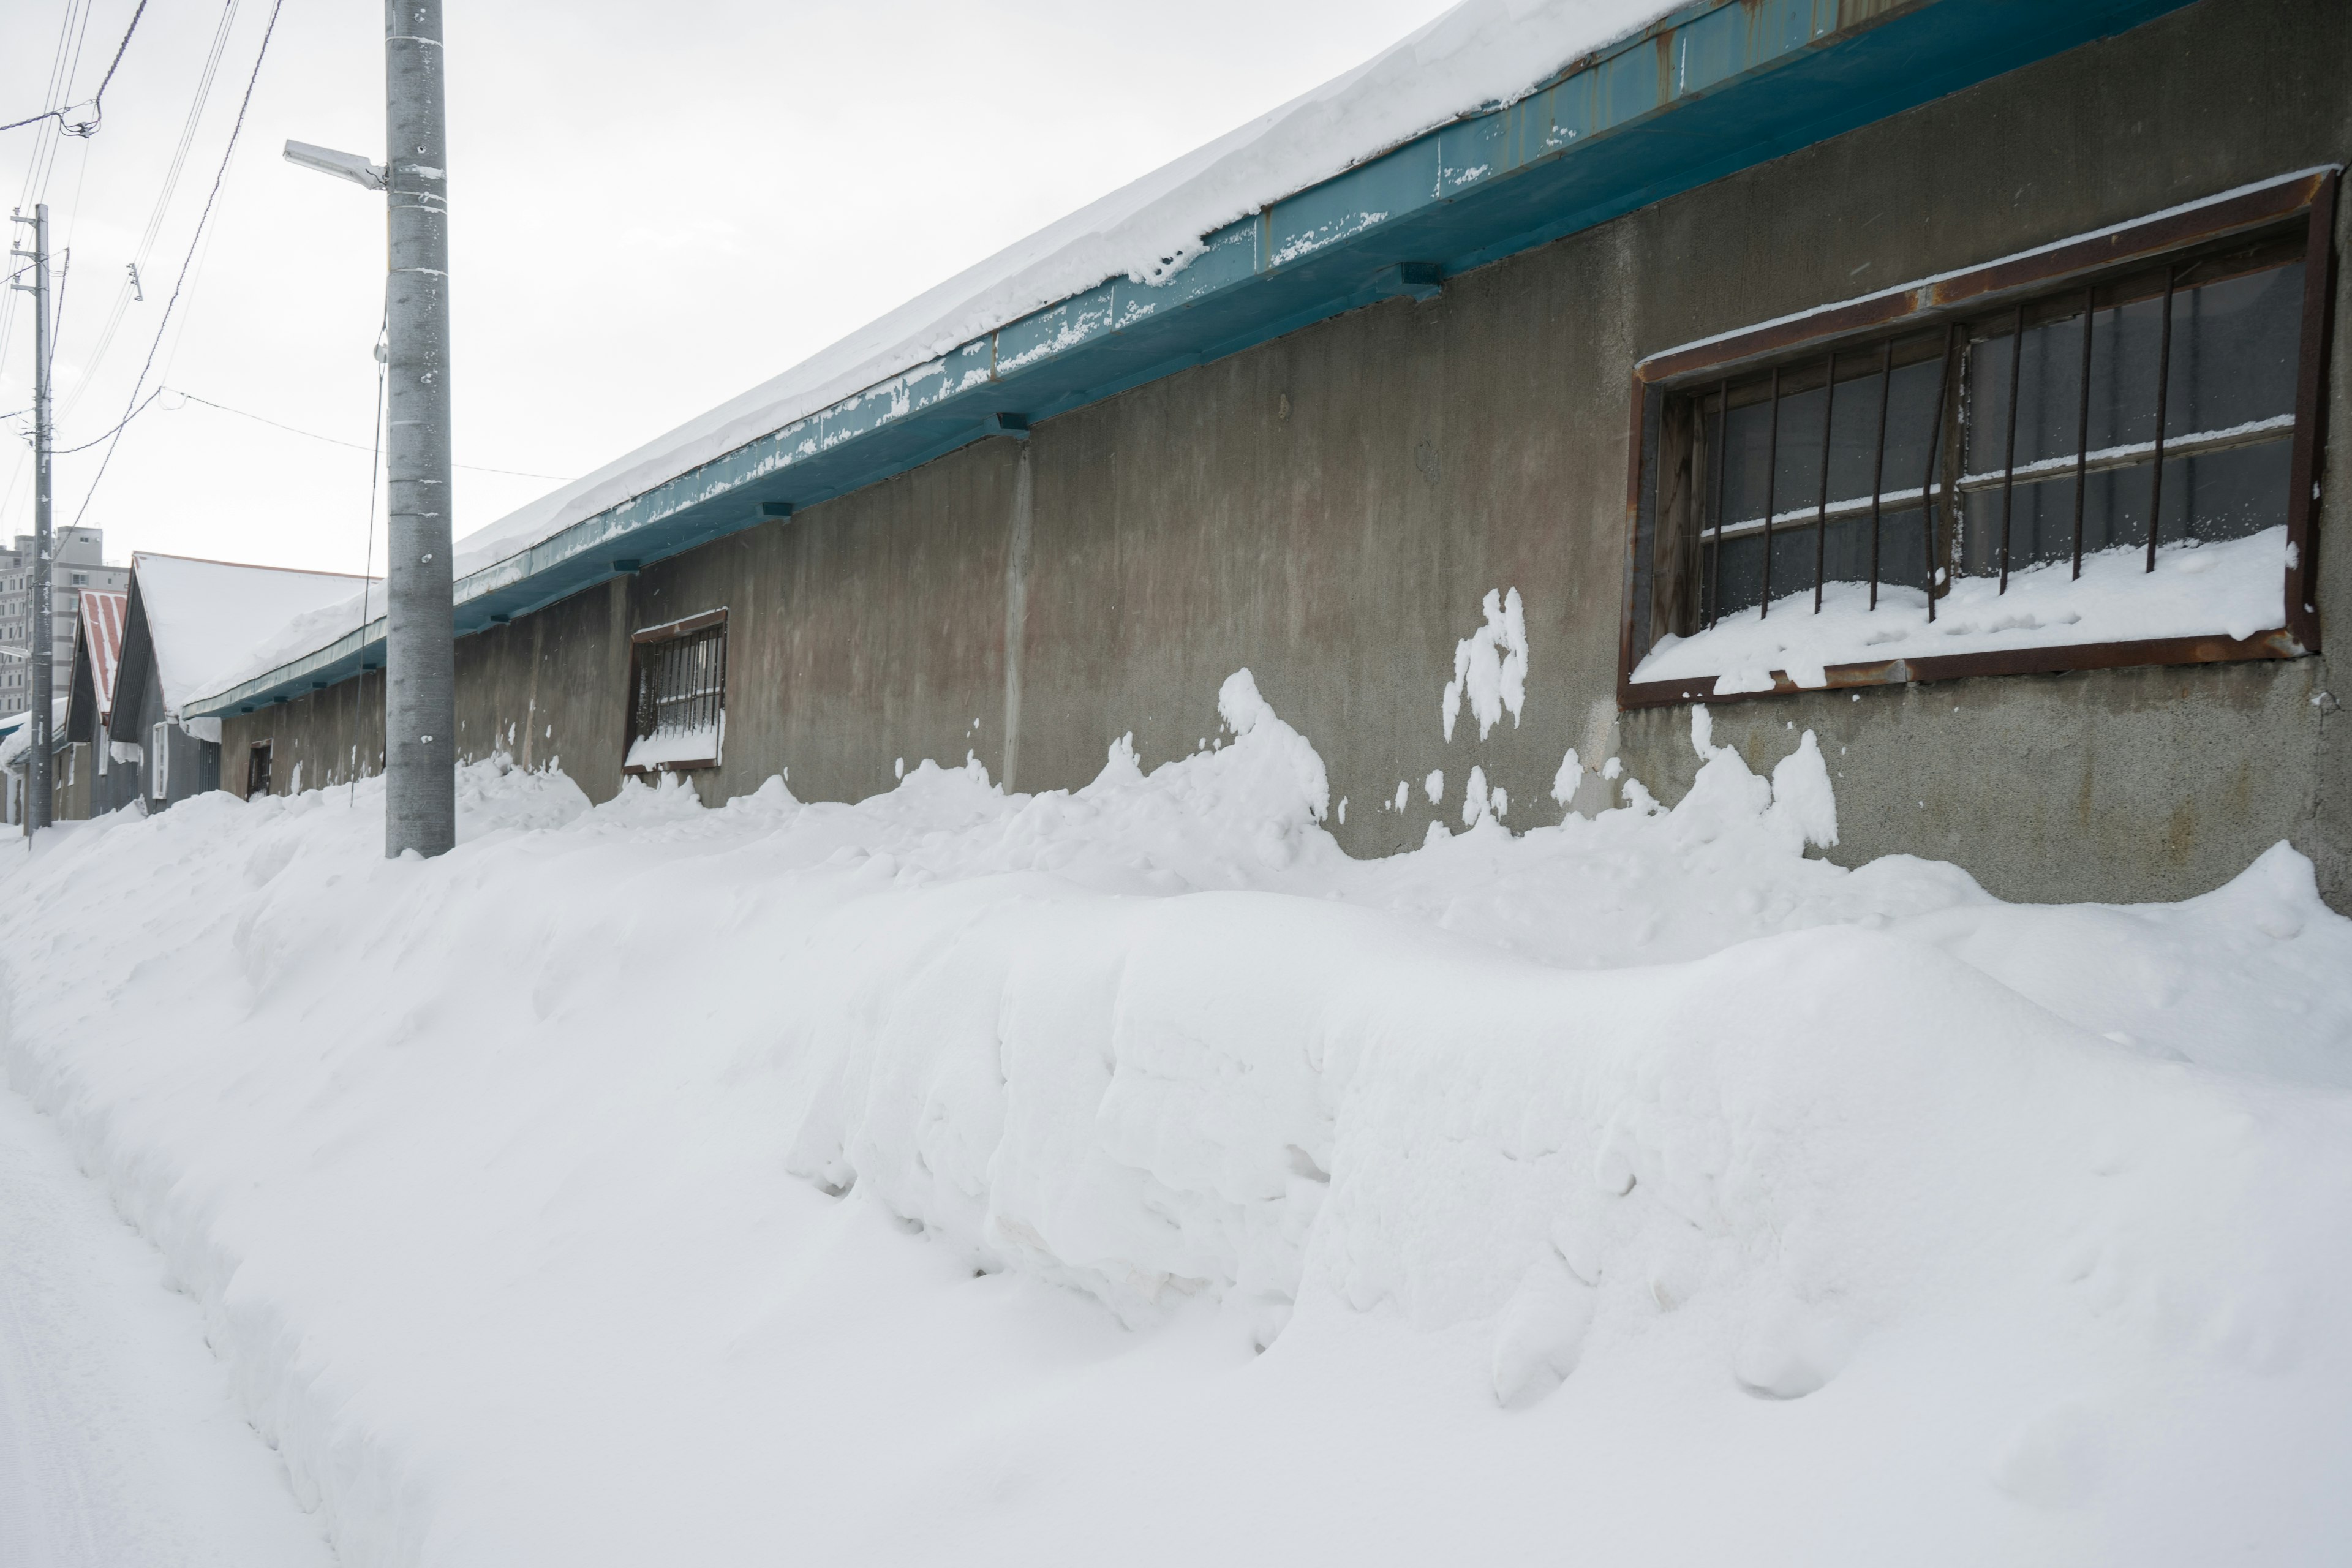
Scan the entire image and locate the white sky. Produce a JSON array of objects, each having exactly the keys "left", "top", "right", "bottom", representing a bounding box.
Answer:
[{"left": 1, "top": 0, "right": 1456, "bottom": 576}]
